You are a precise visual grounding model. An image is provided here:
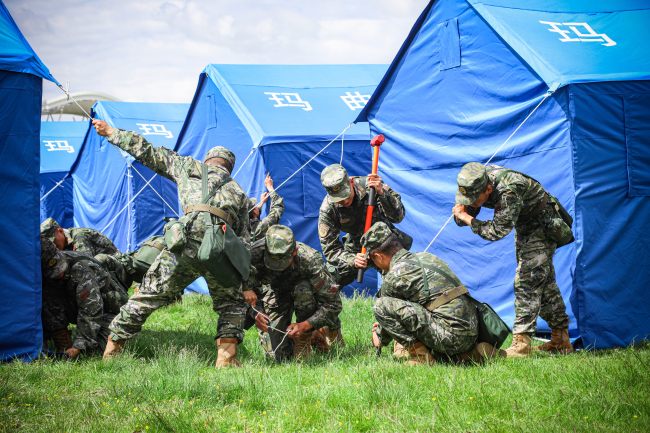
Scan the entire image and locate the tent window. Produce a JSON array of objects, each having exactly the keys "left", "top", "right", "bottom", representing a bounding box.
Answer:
[
  {"left": 440, "top": 18, "right": 461, "bottom": 71},
  {"left": 206, "top": 94, "right": 217, "bottom": 129},
  {"left": 624, "top": 94, "right": 650, "bottom": 197}
]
